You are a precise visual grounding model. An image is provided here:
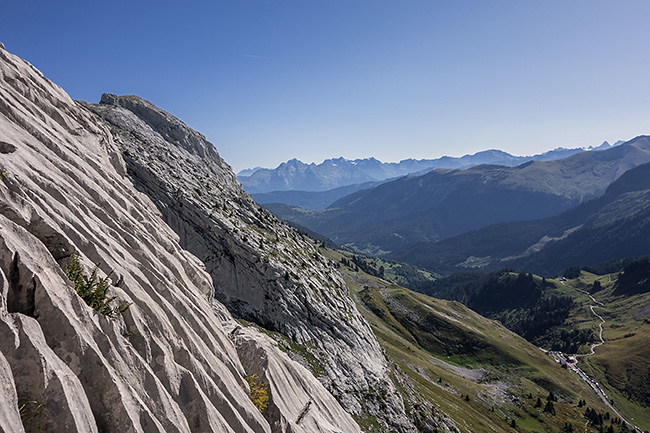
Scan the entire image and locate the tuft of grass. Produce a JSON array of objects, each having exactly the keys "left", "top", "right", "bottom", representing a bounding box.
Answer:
[
  {"left": 18, "top": 400, "right": 42, "bottom": 425},
  {"left": 65, "top": 253, "right": 131, "bottom": 317}
]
